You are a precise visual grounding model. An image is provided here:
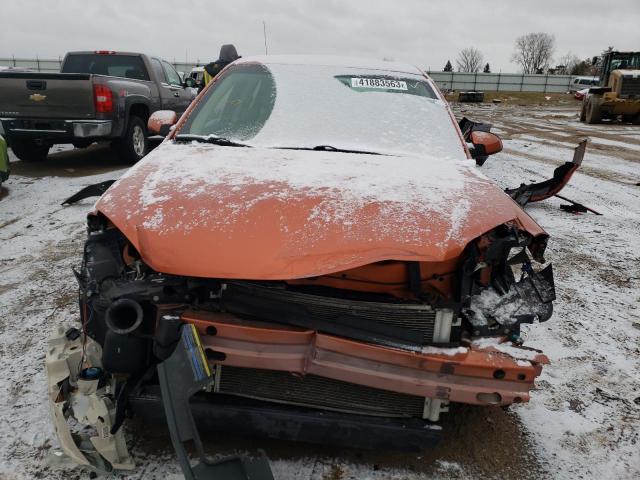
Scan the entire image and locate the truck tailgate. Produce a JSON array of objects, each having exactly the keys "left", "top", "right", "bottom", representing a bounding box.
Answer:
[{"left": 0, "top": 73, "right": 95, "bottom": 119}]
